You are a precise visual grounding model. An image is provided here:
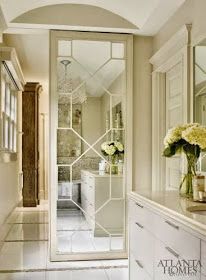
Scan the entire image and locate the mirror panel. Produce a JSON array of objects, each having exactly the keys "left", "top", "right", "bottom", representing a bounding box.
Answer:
[
  {"left": 194, "top": 44, "right": 206, "bottom": 172},
  {"left": 54, "top": 36, "right": 127, "bottom": 258}
]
